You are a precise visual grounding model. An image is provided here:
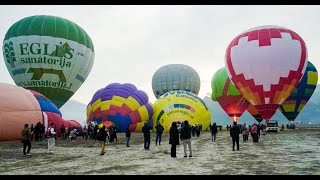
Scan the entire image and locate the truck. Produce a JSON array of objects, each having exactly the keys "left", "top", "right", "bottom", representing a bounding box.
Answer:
[{"left": 266, "top": 120, "right": 278, "bottom": 133}]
